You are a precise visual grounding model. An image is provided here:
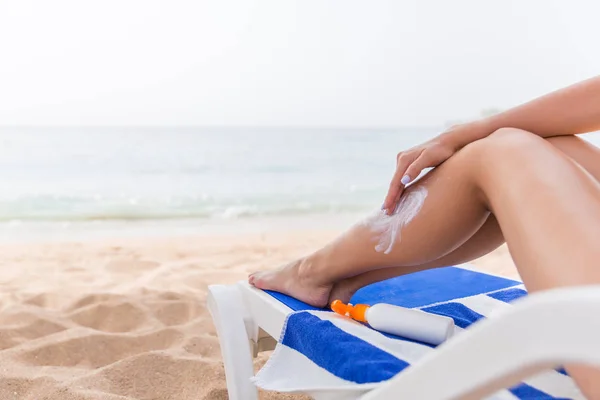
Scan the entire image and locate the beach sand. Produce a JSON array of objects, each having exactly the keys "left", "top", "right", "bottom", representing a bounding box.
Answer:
[{"left": 0, "top": 229, "right": 517, "bottom": 399}]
